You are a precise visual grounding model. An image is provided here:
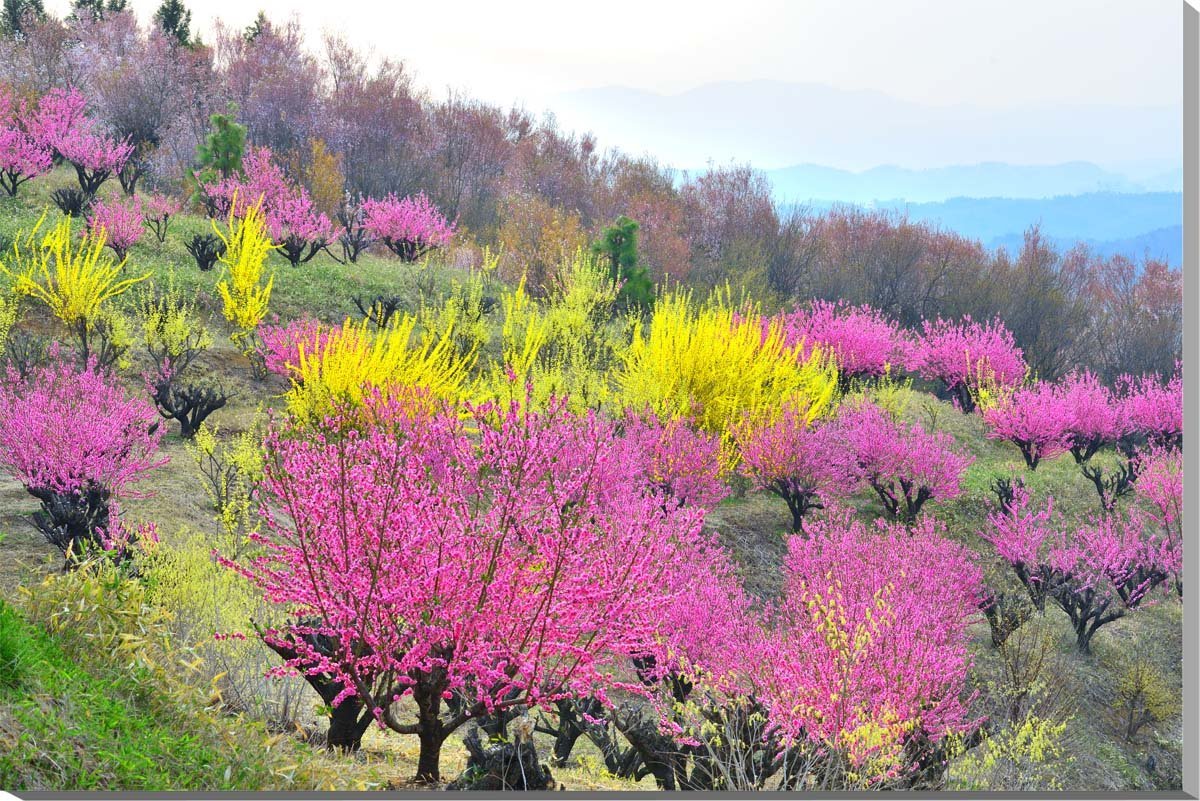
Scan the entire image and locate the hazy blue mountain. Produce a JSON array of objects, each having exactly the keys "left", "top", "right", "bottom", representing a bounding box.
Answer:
[
  {"left": 764, "top": 161, "right": 1162, "bottom": 204},
  {"left": 553, "top": 80, "right": 1181, "bottom": 173},
  {"left": 797, "top": 192, "right": 1182, "bottom": 265}
]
